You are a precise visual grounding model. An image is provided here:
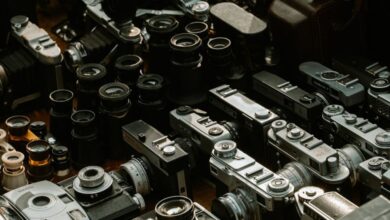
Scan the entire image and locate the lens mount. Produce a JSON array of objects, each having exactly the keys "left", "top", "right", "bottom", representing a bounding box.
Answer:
[
  {"left": 155, "top": 196, "right": 195, "bottom": 220},
  {"left": 5, "top": 115, "right": 31, "bottom": 136}
]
